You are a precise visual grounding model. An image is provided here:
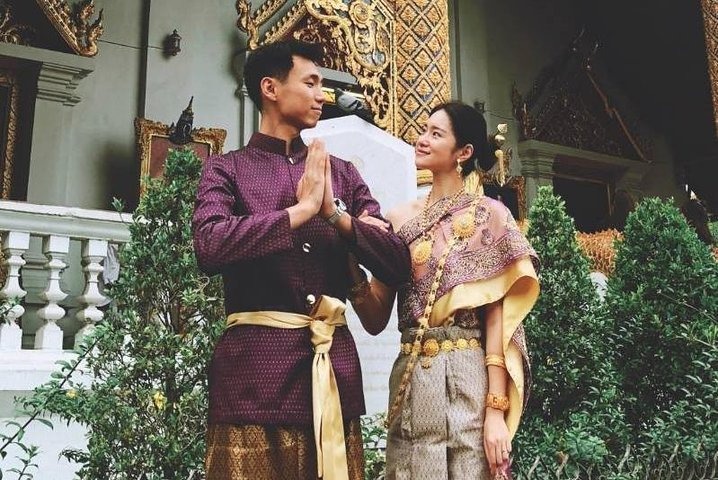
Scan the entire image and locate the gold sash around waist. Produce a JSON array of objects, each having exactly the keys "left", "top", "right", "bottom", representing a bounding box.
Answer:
[{"left": 226, "top": 295, "right": 349, "bottom": 480}]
